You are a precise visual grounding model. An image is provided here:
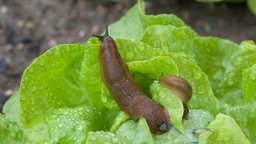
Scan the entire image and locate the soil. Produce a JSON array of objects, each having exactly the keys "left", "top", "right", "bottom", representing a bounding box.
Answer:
[{"left": 0, "top": 0, "right": 255, "bottom": 112}]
